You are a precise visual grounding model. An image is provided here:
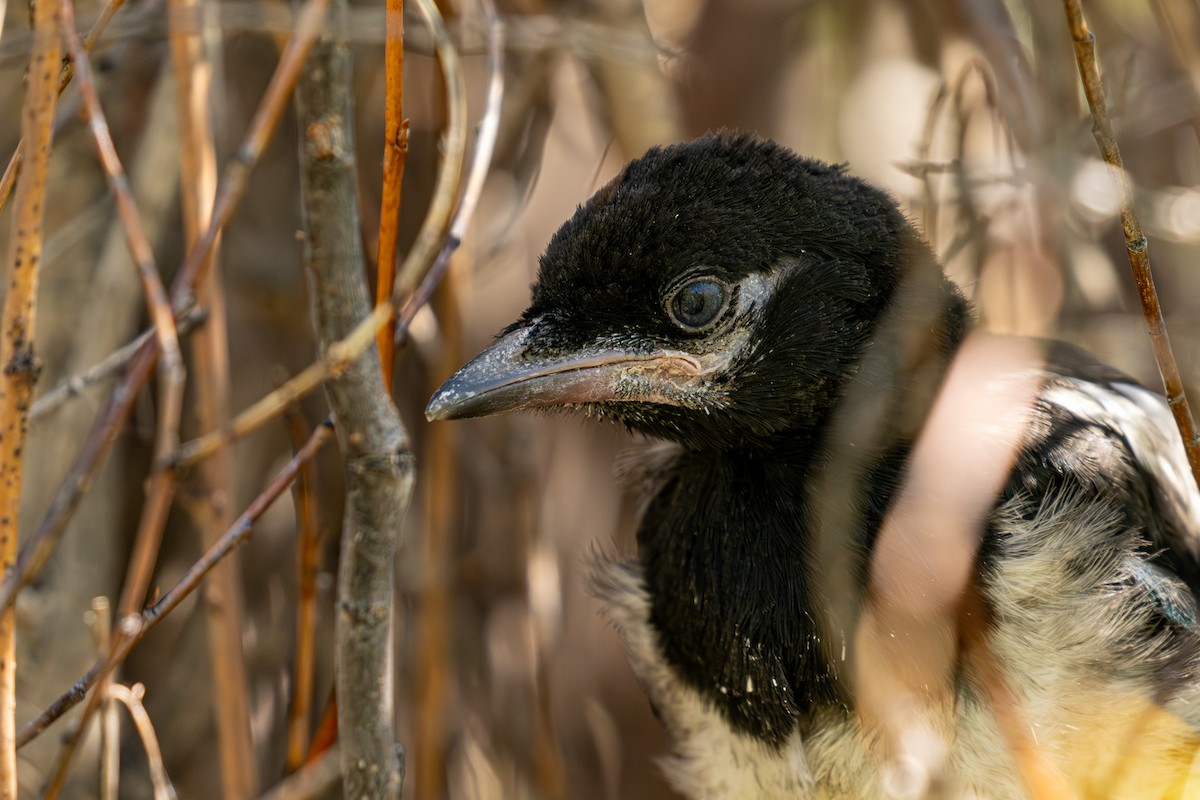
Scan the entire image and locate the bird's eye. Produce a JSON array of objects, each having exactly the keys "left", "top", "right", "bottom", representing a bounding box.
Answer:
[{"left": 667, "top": 277, "right": 728, "bottom": 332}]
